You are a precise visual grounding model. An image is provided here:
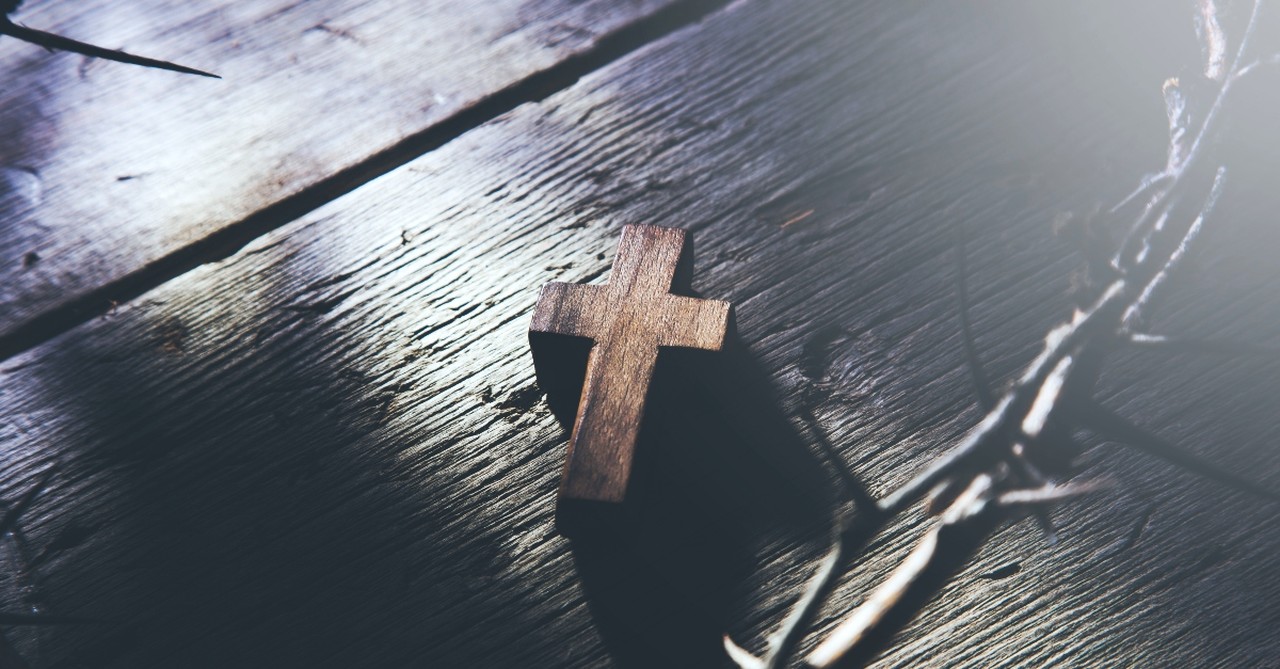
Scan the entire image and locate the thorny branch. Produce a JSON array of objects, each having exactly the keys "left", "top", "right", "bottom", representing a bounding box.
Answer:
[
  {"left": 728, "top": 2, "right": 1279, "bottom": 667},
  {"left": 0, "top": 0, "right": 218, "bottom": 78}
]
